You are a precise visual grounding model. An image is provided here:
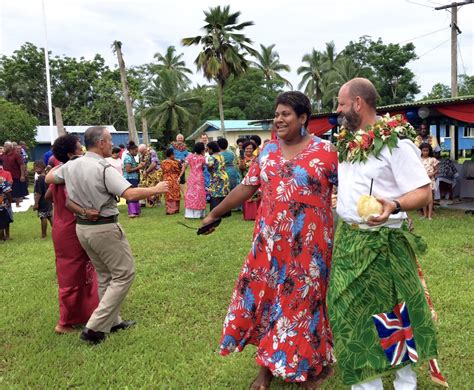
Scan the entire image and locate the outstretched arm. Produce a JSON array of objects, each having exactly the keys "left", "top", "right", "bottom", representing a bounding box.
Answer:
[{"left": 121, "top": 181, "right": 169, "bottom": 201}]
